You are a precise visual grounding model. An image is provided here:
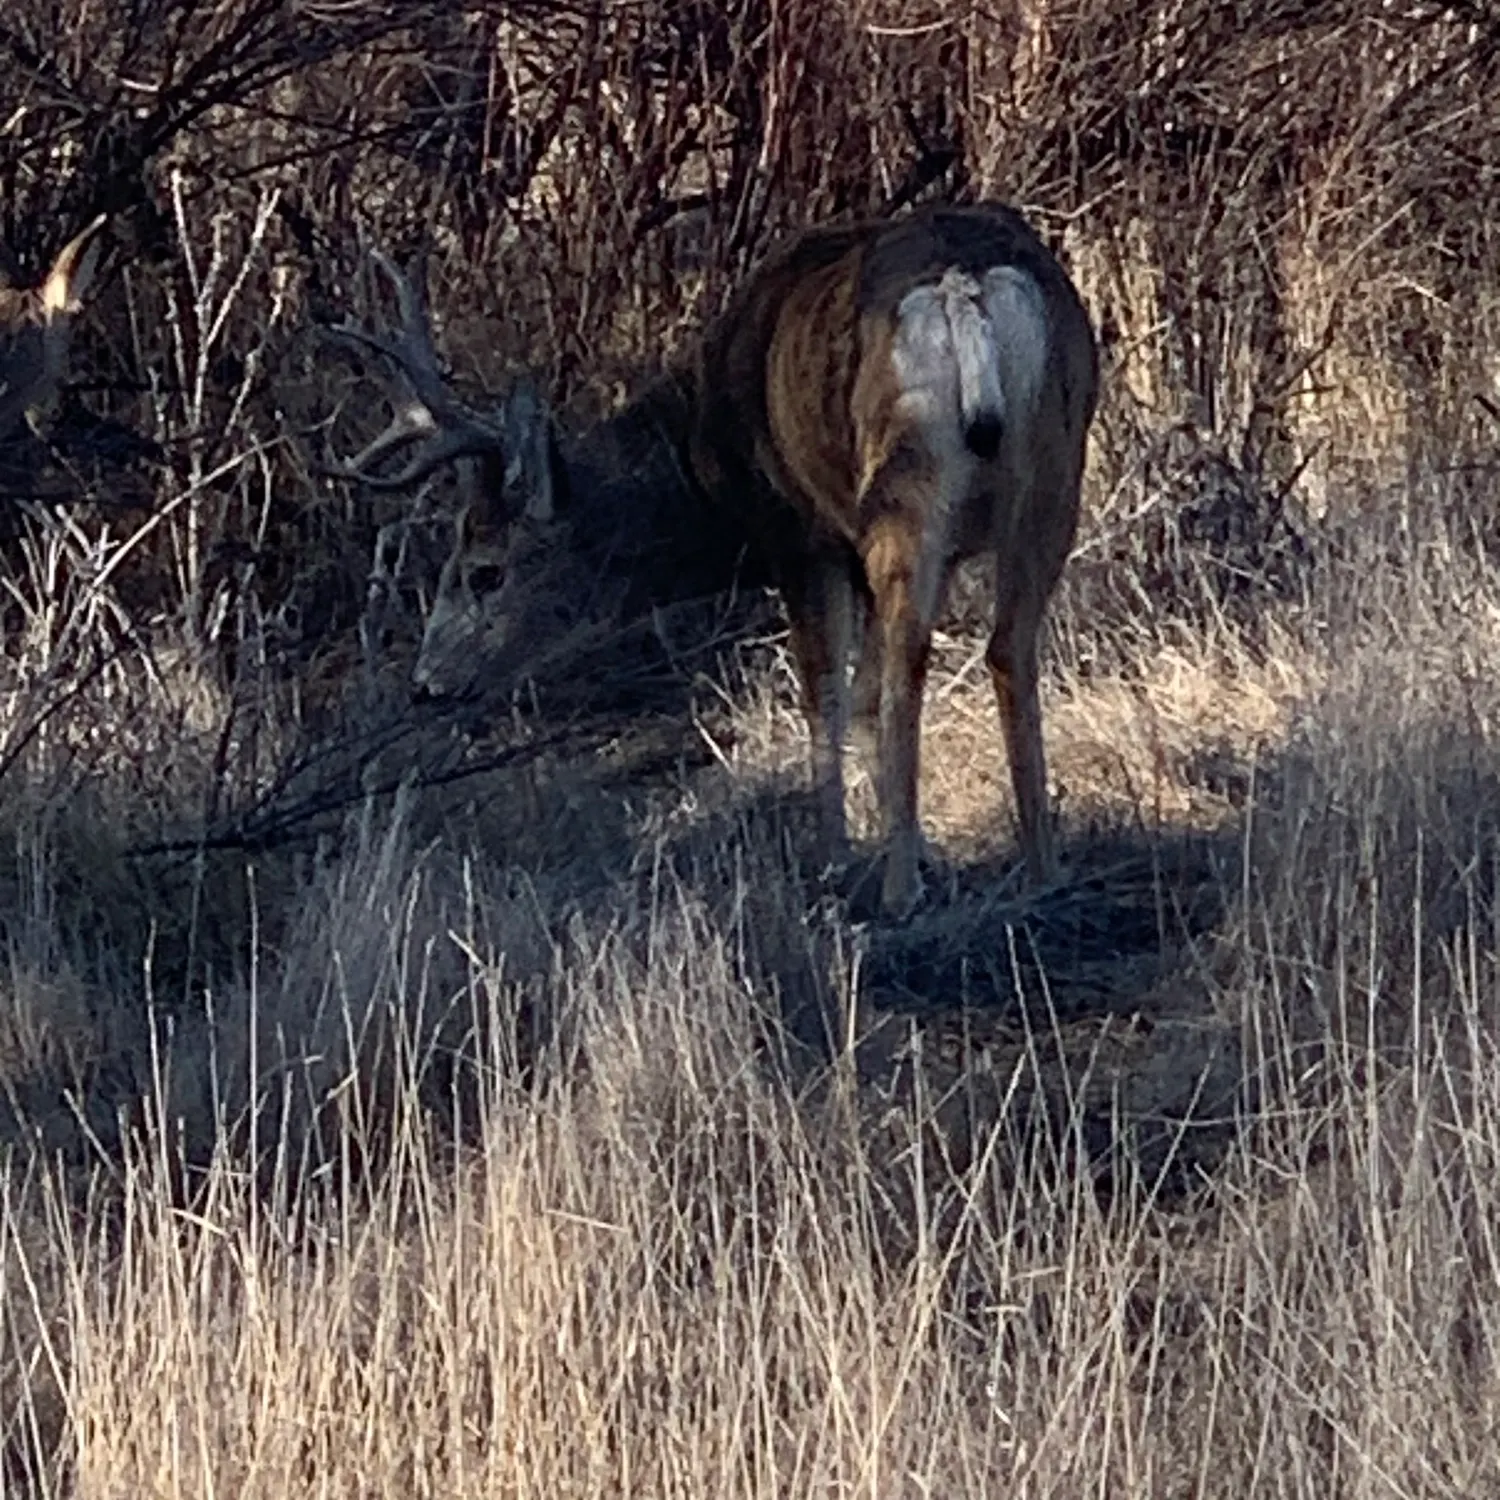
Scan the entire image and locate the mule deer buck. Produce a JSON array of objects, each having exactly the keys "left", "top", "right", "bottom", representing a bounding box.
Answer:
[
  {"left": 332, "top": 203, "right": 1098, "bottom": 915},
  {"left": 0, "top": 216, "right": 107, "bottom": 443}
]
